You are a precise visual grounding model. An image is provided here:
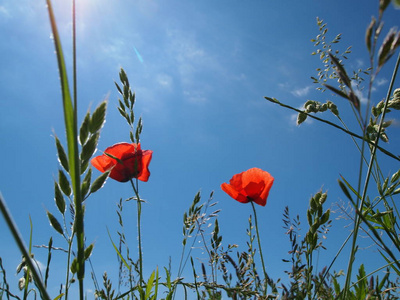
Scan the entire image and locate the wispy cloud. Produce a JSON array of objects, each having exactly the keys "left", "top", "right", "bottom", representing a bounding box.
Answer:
[
  {"left": 0, "top": 6, "right": 10, "bottom": 20},
  {"left": 156, "top": 73, "right": 173, "bottom": 89},
  {"left": 376, "top": 78, "right": 388, "bottom": 86},
  {"left": 163, "top": 28, "right": 222, "bottom": 104},
  {"left": 356, "top": 59, "right": 364, "bottom": 68},
  {"left": 183, "top": 90, "right": 207, "bottom": 103},
  {"left": 351, "top": 82, "right": 369, "bottom": 104},
  {"left": 291, "top": 86, "right": 312, "bottom": 97},
  {"left": 99, "top": 37, "right": 131, "bottom": 64}
]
